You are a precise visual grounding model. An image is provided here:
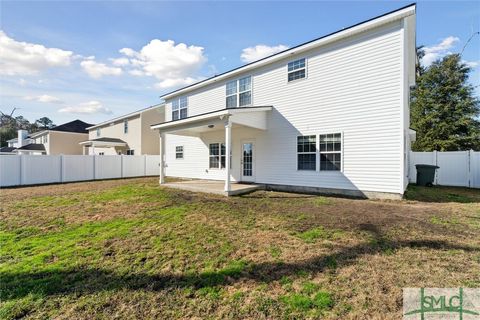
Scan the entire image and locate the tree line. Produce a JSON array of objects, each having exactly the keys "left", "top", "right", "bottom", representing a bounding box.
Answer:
[{"left": 0, "top": 112, "right": 55, "bottom": 147}]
